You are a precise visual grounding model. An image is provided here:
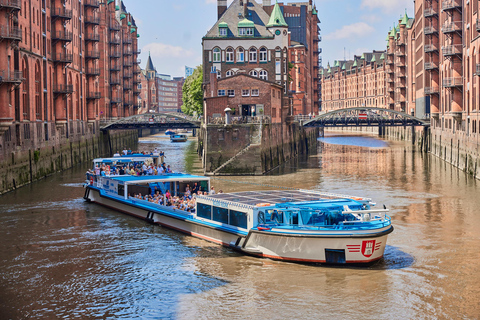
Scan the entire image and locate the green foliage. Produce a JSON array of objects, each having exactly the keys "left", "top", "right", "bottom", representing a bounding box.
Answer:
[
  {"left": 33, "top": 150, "right": 40, "bottom": 163},
  {"left": 181, "top": 65, "right": 204, "bottom": 116}
]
